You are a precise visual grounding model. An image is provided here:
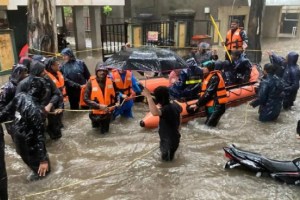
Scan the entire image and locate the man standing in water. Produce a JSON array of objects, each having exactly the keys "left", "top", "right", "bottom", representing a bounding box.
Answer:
[
  {"left": 190, "top": 61, "right": 228, "bottom": 127},
  {"left": 142, "top": 86, "right": 182, "bottom": 161}
]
